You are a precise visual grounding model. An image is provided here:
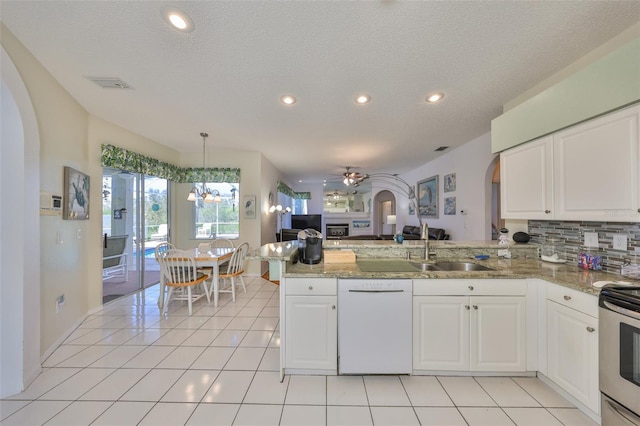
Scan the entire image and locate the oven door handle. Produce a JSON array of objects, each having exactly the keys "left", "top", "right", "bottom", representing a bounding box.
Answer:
[
  {"left": 603, "top": 300, "right": 640, "bottom": 321},
  {"left": 605, "top": 398, "right": 640, "bottom": 426}
]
